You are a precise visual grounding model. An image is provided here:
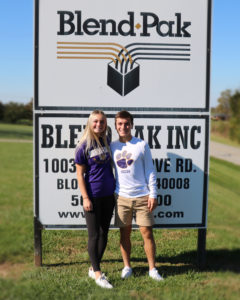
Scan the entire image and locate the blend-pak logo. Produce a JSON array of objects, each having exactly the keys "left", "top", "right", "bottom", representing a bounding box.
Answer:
[
  {"left": 57, "top": 11, "right": 192, "bottom": 96},
  {"left": 36, "top": 0, "right": 210, "bottom": 110}
]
